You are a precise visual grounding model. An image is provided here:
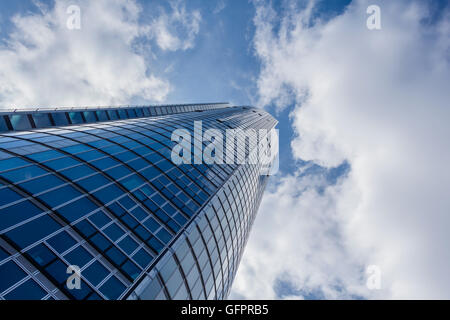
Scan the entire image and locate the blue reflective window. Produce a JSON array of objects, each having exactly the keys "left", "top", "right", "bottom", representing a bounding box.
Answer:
[
  {"left": 1, "top": 165, "right": 47, "bottom": 182},
  {"left": 106, "top": 165, "right": 132, "bottom": 180},
  {"left": 84, "top": 261, "right": 109, "bottom": 286},
  {"left": 90, "top": 157, "right": 119, "bottom": 170},
  {"left": 143, "top": 217, "right": 160, "bottom": 232},
  {"left": 121, "top": 174, "right": 145, "bottom": 191},
  {"left": 120, "top": 214, "right": 138, "bottom": 229},
  {"left": 27, "top": 244, "right": 56, "bottom": 267},
  {"left": 105, "top": 247, "right": 126, "bottom": 265},
  {"left": 52, "top": 113, "right": 69, "bottom": 126},
  {"left": 6, "top": 215, "right": 60, "bottom": 249},
  {"left": 77, "top": 150, "right": 104, "bottom": 162},
  {"left": 39, "top": 185, "right": 82, "bottom": 208},
  {"left": 104, "top": 223, "right": 125, "bottom": 242},
  {"left": 134, "top": 225, "right": 151, "bottom": 240},
  {"left": 89, "top": 211, "right": 111, "bottom": 228},
  {"left": 27, "top": 150, "right": 63, "bottom": 162},
  {"left": 0, "top": 247, "right": 9, "bottom": 262},
  {"left": 148, "top": 237, "right": 164, "bottom": 253},
  {"left": 64, "top": 246, "right": 93, "bottom": 267},
  {"left": 0, "top": 261, "right": 27, "bottom": 293},
  {"left": 83, "top": 112, "right": 97, "bottom": 123},
  {"left": 0, "top": 116, "right": 9, "bottom": 132},
  {"left": 133, "top": 249, "right": 153, "bottom": 269},
  {"left": 90, "top": 233, "right": 111, "bottom": 252},
  {"left": 156, "top": 228, "right": 172, "bottom": 244},
  {"left": 47, "top": 231, "right": 76, "bottom": 253},
  {"left": 118, "top": 236, "right": 138, "bottom": 254},
  {"left": 93, "top": 184, "right": 123, "bottom": 204},
  {"left": 68, "top": 112, "right": 84, "bottom": 124},
  {"left": 9, "top": 115, "right": 32, "bottom": 130},
  {"left": 75, "top": 220, "right": 96, "bottom": 238},
  {"left": 19, "top": 174, "right": 65, "bottom": 195},
  {"left": 77, "top": 174, "right": 110, "bottom": 192},
  {"left": 66, "top": 279, "right": 92, "bottom": 300},
  {"left": 32, "top": 113, "right": 52, "bottom": 128},
  {"left": 0, "top": 187, "right": 22, "bottom": 207},
  {"left": 0, "top": 200, "right": 43, "bottom": 230},
  {"left": 99, "top": 276, "right": 126, "bottom": 300},
  {"left": 45, "top": 260, "right": 67, "bottom": 284},
  {"left": 118, "top": 110, "right": 128, "bottom": 119},
  {"left": 45, "top": 157, "right": 80, "bottom": 170},
  {"left": 0, "top": 157, "right": 30, "bottom": 172},
  {"left": 57, "top": 197, "right": 98, "bottom": 222},
  {"left": 62, "top": 144, "right": 91, "bottom": 154},
  {"left": 122, "top": 260, "right": 140, "bottom": 280},
  {"left": 60, "top": 164, "right": 96, "bottom": 180},
  {"left": 96, "top": 111, "right": 109, "bottom": 121},
  {"left": 107, "top": 110, "right": 119, "bottom": 120},
  {"left": 5, "top": 279, "right": 47, "bottom": 300}
]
